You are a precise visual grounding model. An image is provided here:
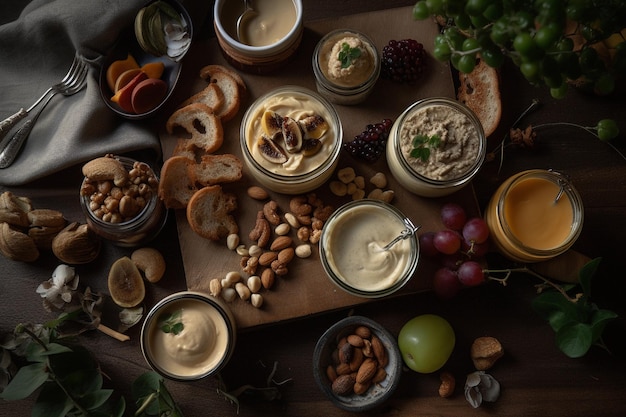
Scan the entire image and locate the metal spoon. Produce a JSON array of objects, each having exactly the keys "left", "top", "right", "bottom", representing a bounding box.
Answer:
[
  {"left": 376, "top": 223, "right": 421, "bottom": 252},
  {"left": 236, "top": 0, "right": 257, "bottom": 44}
]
